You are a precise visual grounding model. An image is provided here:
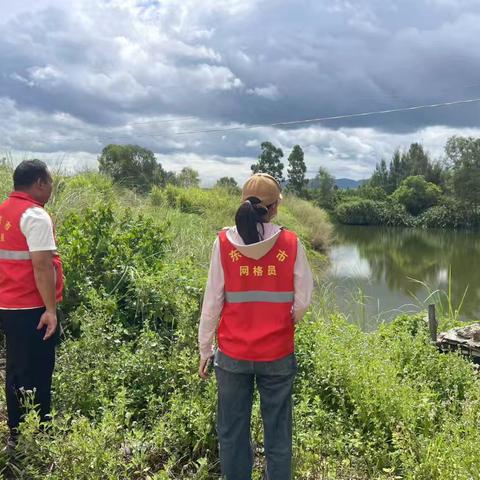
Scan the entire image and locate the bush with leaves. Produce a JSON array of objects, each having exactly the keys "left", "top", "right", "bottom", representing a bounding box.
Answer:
[
  {"left": 375, "top": 201, "right": 414, "bottom": 227},
  {"left": 58, "top": 204, "right": 169, "bottom": 323},
  {"left": 416, "top": 197, "right": 480, "bottom": 229},
  {"left": 392, "top": 175, "right": 442, "bottom": 215},
  {"left": 335, "top": 199, "right": 382, "bottom": 225}
]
